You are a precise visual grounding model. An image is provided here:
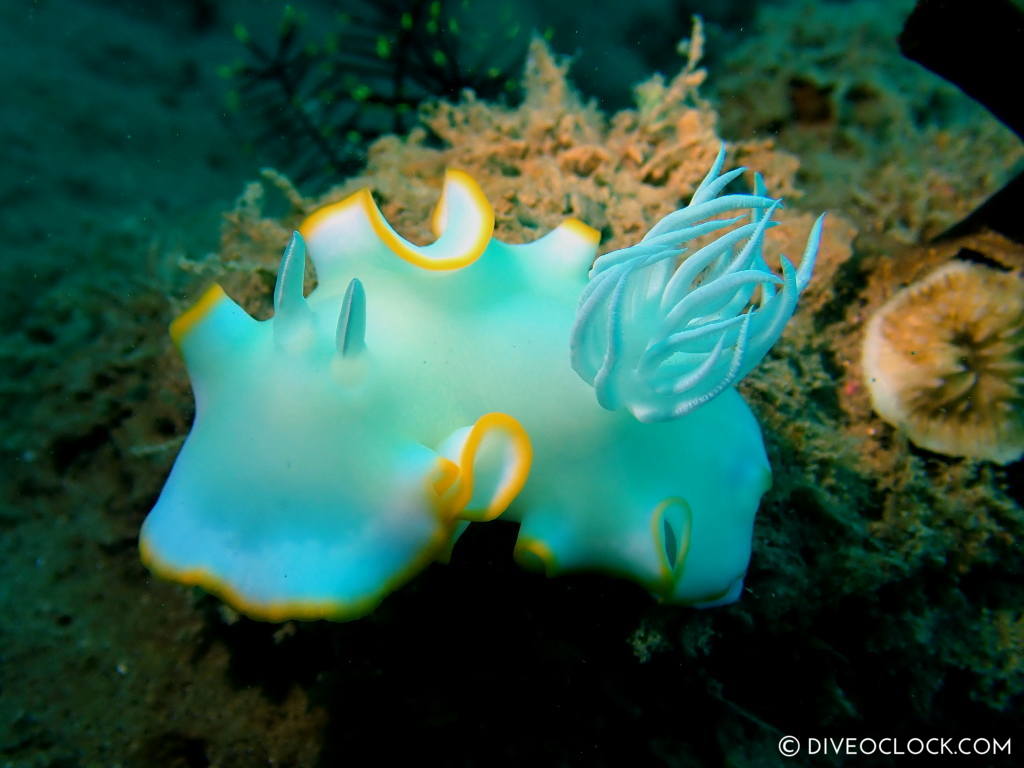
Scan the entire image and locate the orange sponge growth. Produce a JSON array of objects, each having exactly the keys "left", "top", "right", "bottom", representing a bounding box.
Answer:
[{"left": 862, "top": 261, "right": 1024, "bottom": 464}]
